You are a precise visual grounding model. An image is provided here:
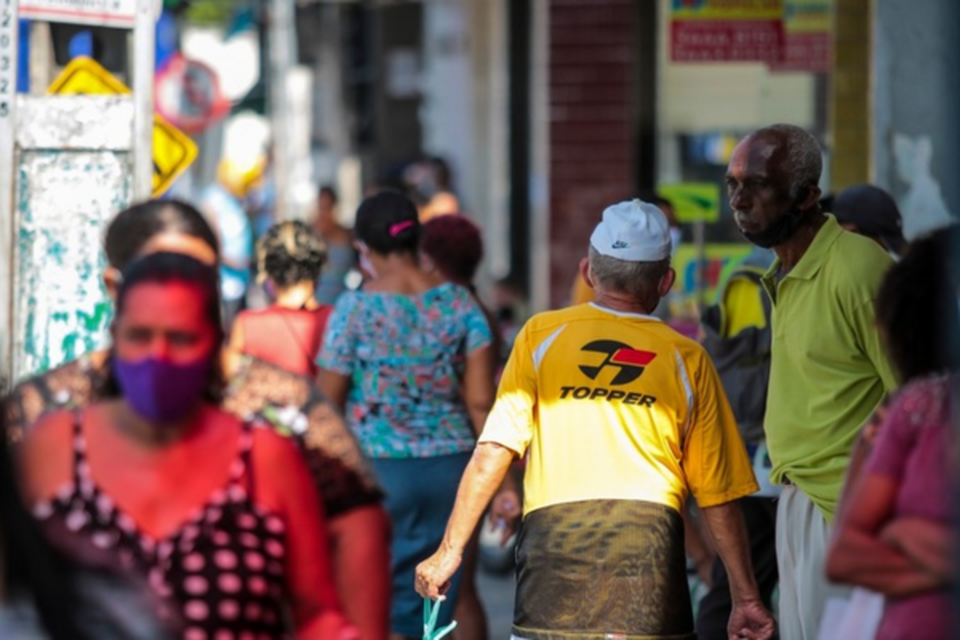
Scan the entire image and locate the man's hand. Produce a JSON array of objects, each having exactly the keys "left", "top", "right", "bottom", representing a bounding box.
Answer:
[
  {"left": 415, "top": 547, "right": 463, "bottom": 600},
  {"left": 728, "top": 599, "right": 776, "bottom": 640}
]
